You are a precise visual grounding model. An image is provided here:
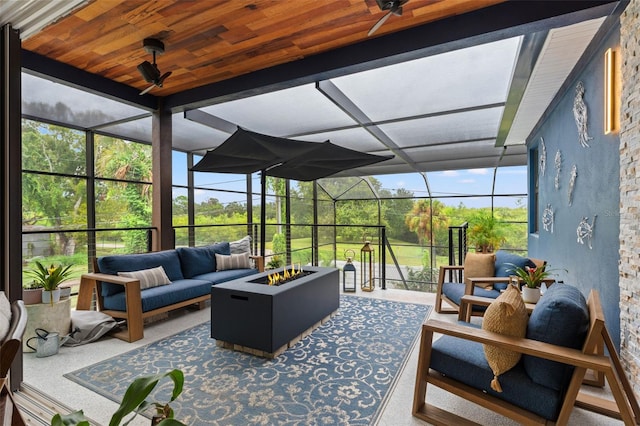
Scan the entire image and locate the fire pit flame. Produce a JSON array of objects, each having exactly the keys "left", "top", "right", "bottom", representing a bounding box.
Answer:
[{"left": 268, "top": 263, "right": 303, "bottom": 286}]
